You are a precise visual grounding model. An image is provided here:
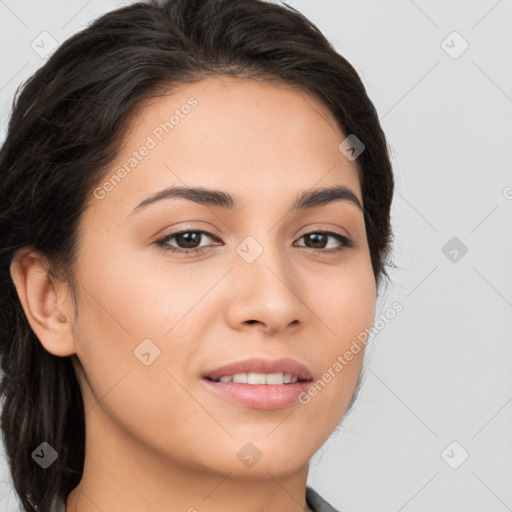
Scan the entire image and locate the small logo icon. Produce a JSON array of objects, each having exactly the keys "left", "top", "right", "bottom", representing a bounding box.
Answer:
[
  {"left": 339, "top": 134, "right": 365, "bottom": 161},
  {"left": 442, "top": 236, "right": 468, "bottom": 263},
  {"left": 31, "top": 442, "right": 58, "bottom": 469},
  {"left": 236, "top": 442, "right": 262, "bottom": 468},
  {"left": 134, "top": 338, "right": 161, "bottom": 366},
  {"left": 31, "top": 31, "right": 59, "bottom": 59},
  {"left": 441, "top": 441, "right": 469, "bottom": 469},
  {"left": 441, "top": 31, "right": 469, "bottom": 59},
  {"left": 236, "top": 236, "right": 263, "bottom": 263}
]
